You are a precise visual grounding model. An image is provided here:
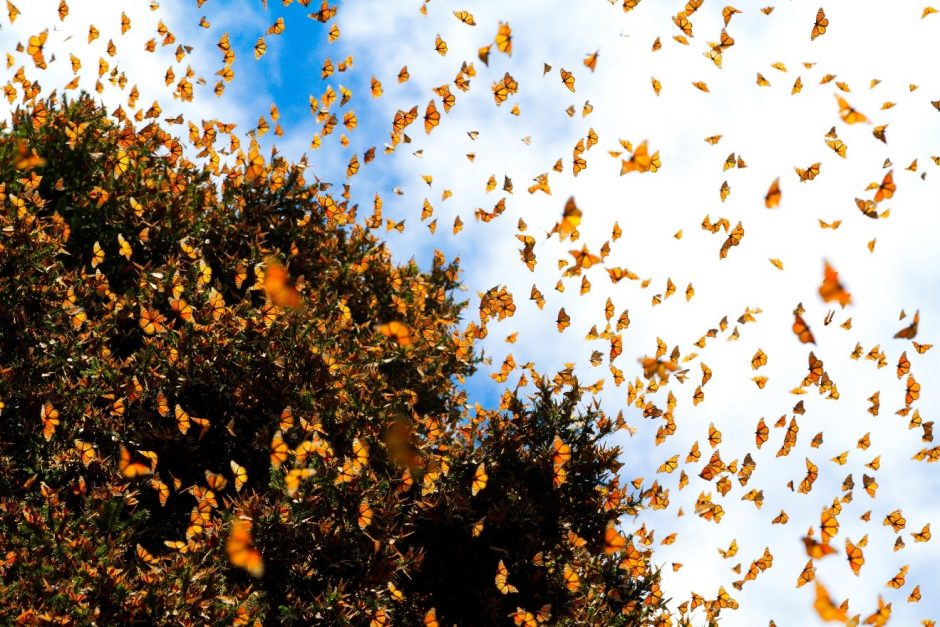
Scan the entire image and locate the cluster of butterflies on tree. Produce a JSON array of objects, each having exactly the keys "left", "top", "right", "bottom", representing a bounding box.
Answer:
[{"left": 5, "top": 0, "right": 940, "bottom": 624}]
